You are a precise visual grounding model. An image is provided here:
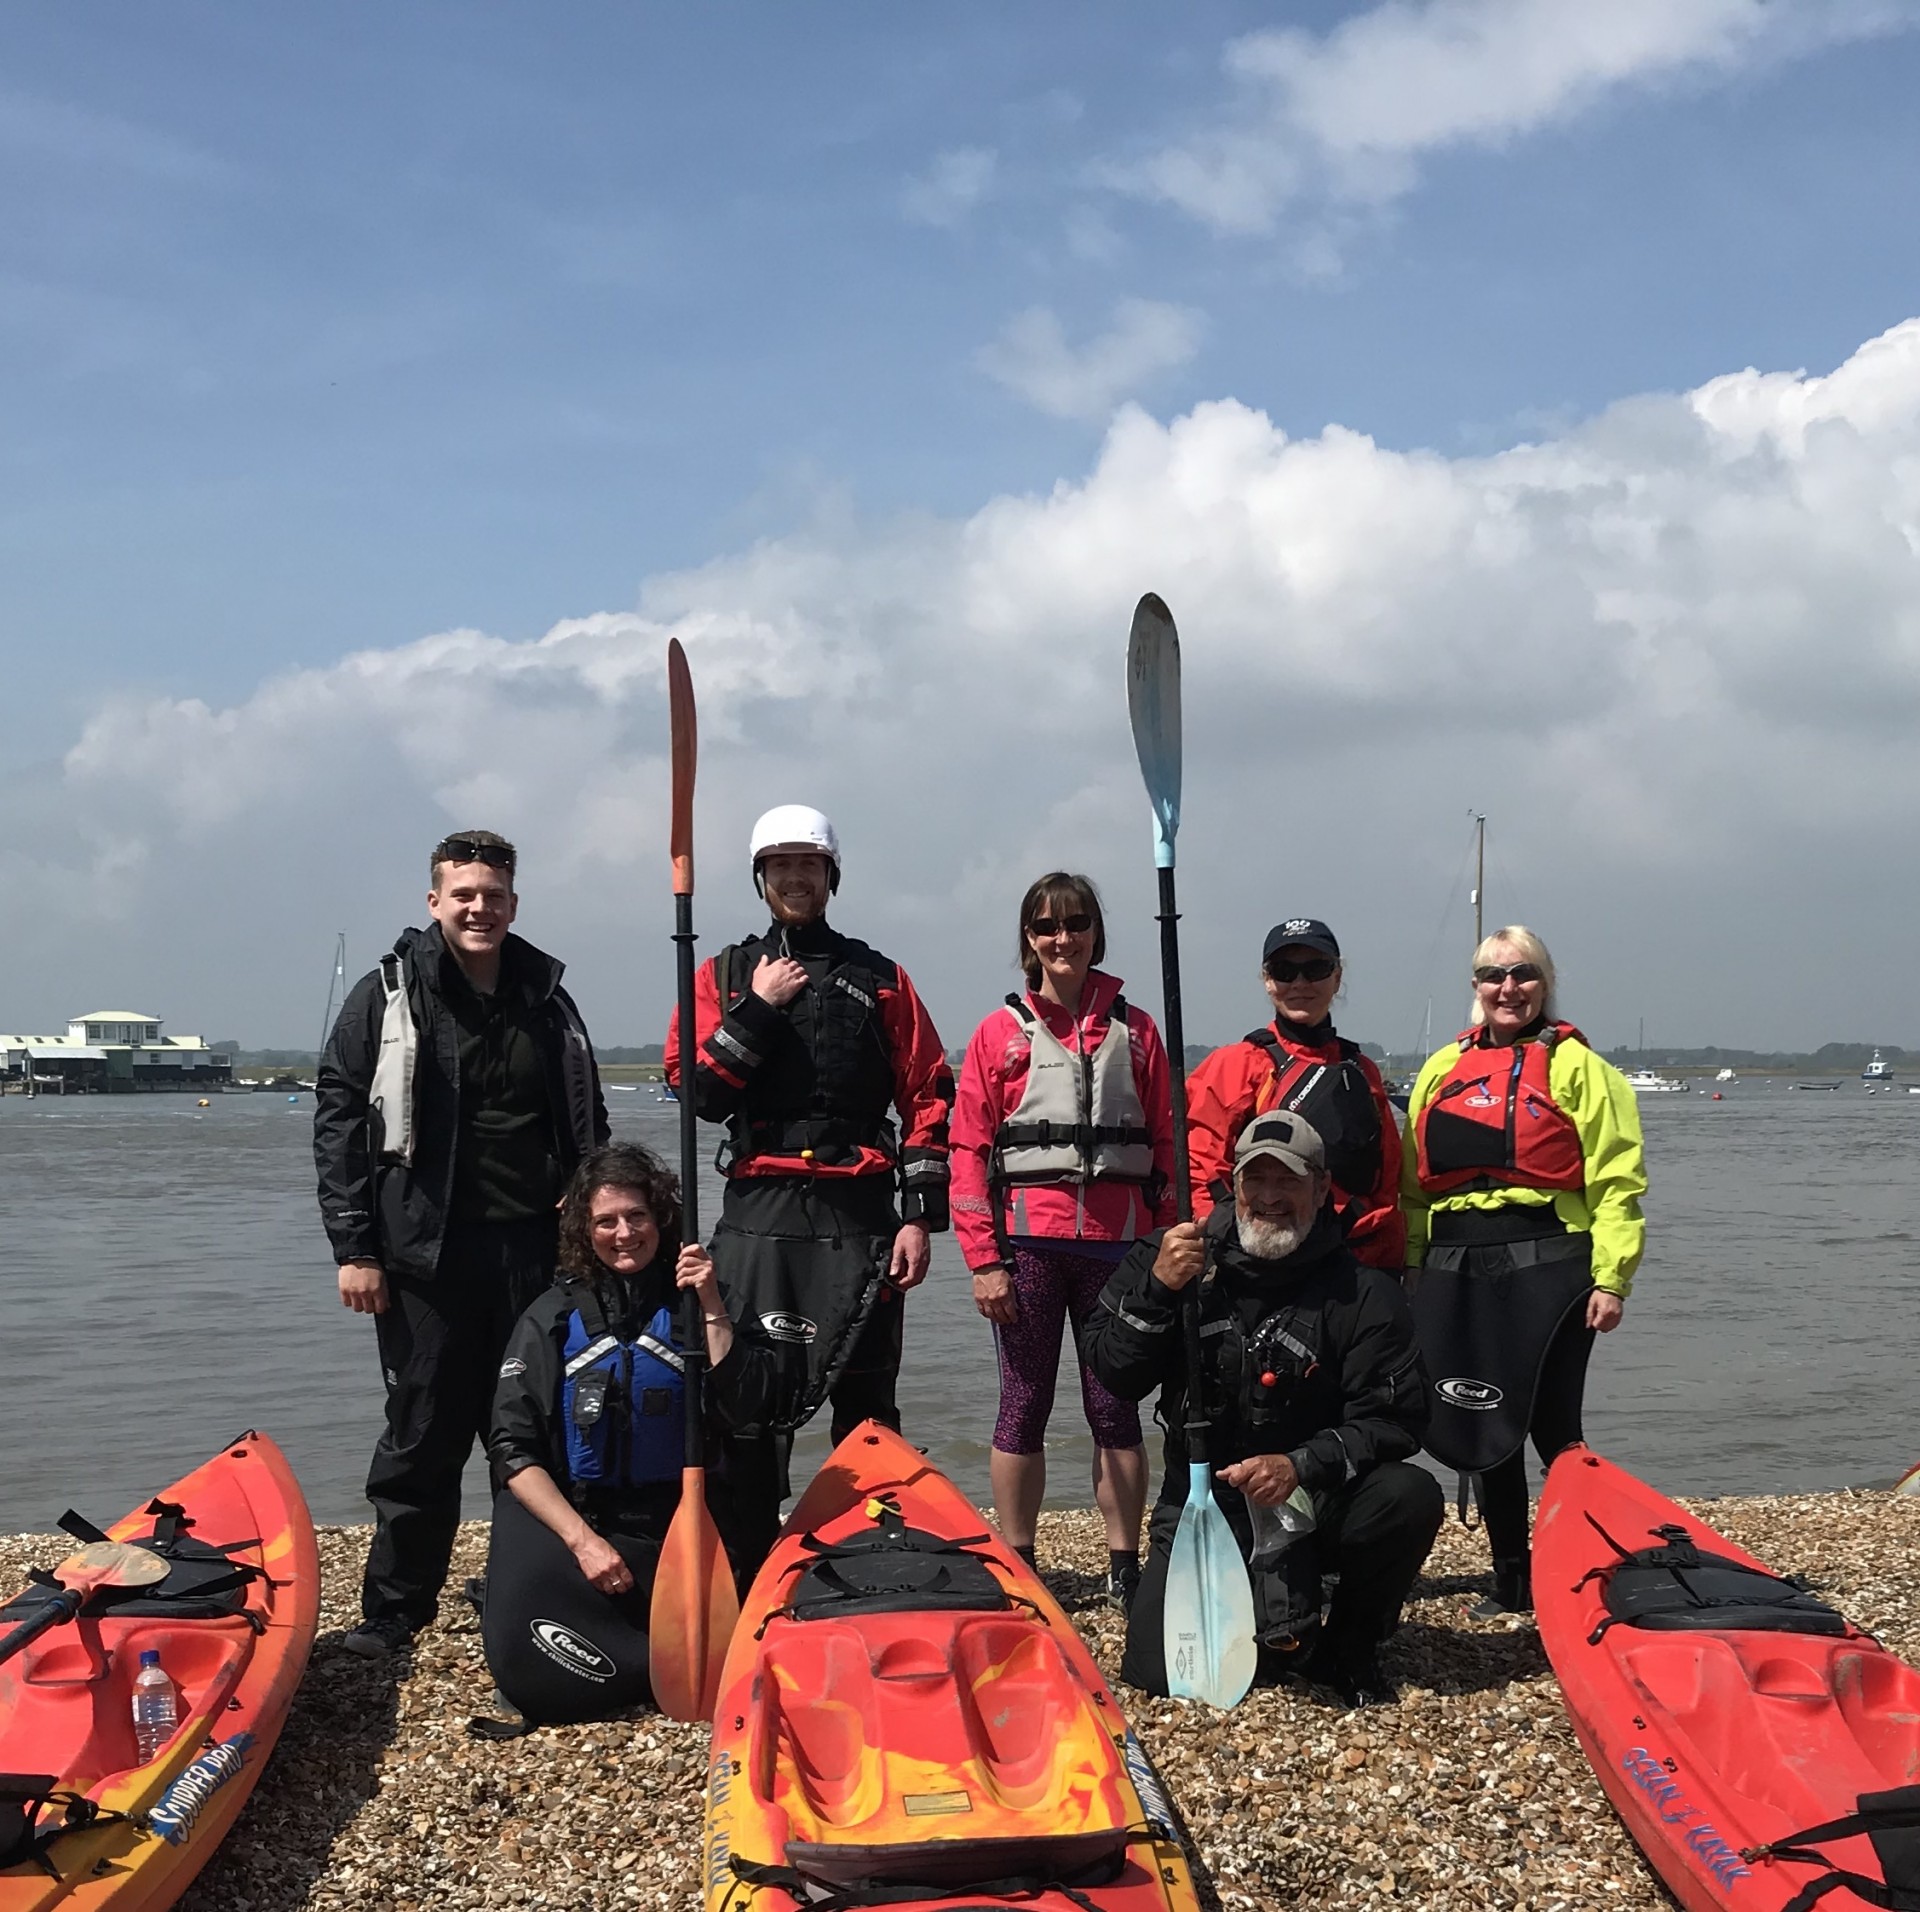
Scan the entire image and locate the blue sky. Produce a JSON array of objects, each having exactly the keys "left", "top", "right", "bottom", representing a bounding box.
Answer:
[{"left": 7, "top": 2, "right": 1920, "bottom": 1050}]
